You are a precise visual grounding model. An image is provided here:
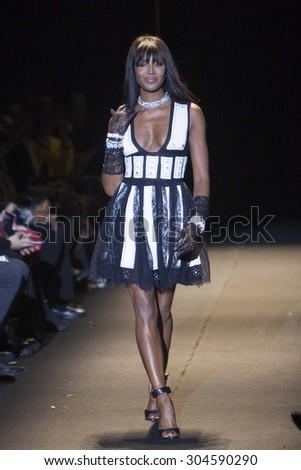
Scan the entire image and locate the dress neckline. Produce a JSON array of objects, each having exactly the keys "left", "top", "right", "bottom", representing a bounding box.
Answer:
[{"left": 131, "top": 100, "right": 174, "bottom": 154}]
